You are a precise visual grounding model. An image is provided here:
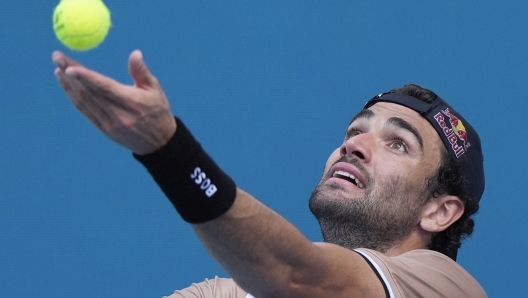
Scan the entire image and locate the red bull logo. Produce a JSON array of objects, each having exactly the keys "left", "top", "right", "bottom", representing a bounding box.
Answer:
[{"left": 433, "top": 108, "right": 470, "bottom": 158}]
